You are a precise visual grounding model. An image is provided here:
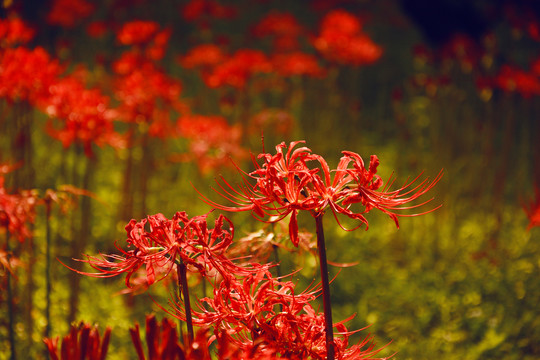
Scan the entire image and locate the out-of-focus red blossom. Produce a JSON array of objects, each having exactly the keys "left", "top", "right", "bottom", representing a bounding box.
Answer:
[
  {"left": 204, "top": 49, "right": 272, "bottom": 88},
  {"left": 248, "top": 108, "right": 294, "bottom": 136},
  {"left": 117, "top": 20, "right": 159, "bottom": 45},
  {"left": 524, "top": 187, "right": 540, "bottom": 231},
  {"left": 0, "top": 17, "right": 34, "bottom": 47},
  {"left": 181, "top": 0, "right": 237, "bottom": 23},
  {"left": 113, "top": 56, "right": 184, "bottom": 133},
  {"left": 314, "top": 9, "right": 383, "bottom": 66},
  {"left": 271, "top": 52, "right": 325, "bottom": 77},
  {"left": 86, "top": 21, "right": 109, "bottom": 38},
  {"left": 201, "top": 141, "right": 442, "bottom": 246},
  {"left": 44, "top": 322, "right": 111, "bottom": 360},
  {"left": 116, "top": 21, "right": 171, "bottom": 61},
  {"left": 495, "top": 64, "right": 540, "bottom": 98},
  {"left": 0, "top": 47, "right": 63, "bottom": 104},
  {"left": 38, "top": 74, "right": 120, "bottom": 156},
  {"left": 175, "top": 114, "right": 247, "bottom": 174},
  {"left": 179, "top": 44, "right": 226, "bottom": 69},
  {"left": 0, "top": 167, "right": 38, "bottom": 242},
  {"left": 46, "top": 0, "right": 95, "bottom": 28},
  {"left": 253, "top": 12, "right": 304, "bottom": 52},
  {"left": 71, "top": 211, "right": 260, "bottom": 288}
]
